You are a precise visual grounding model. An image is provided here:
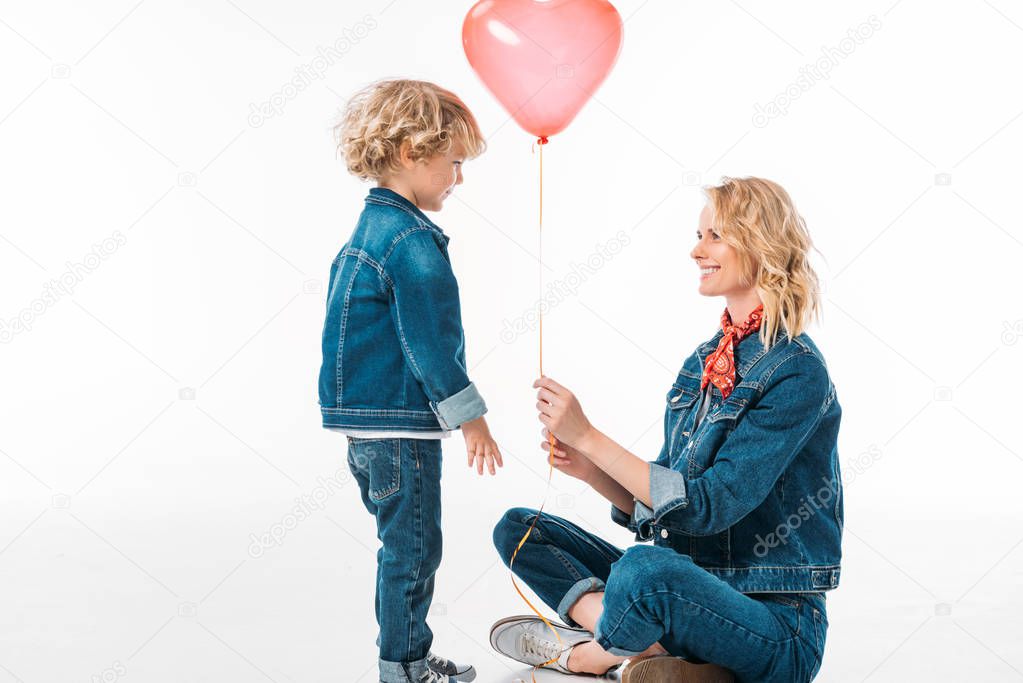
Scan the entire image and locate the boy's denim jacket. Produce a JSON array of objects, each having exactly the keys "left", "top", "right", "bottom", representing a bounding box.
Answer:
[
  {"left": 318, "top": 187, "right": 486, "bottom": 432},
  {"left": 612, "top": 328, "right": 844, "bottom": 594}
]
